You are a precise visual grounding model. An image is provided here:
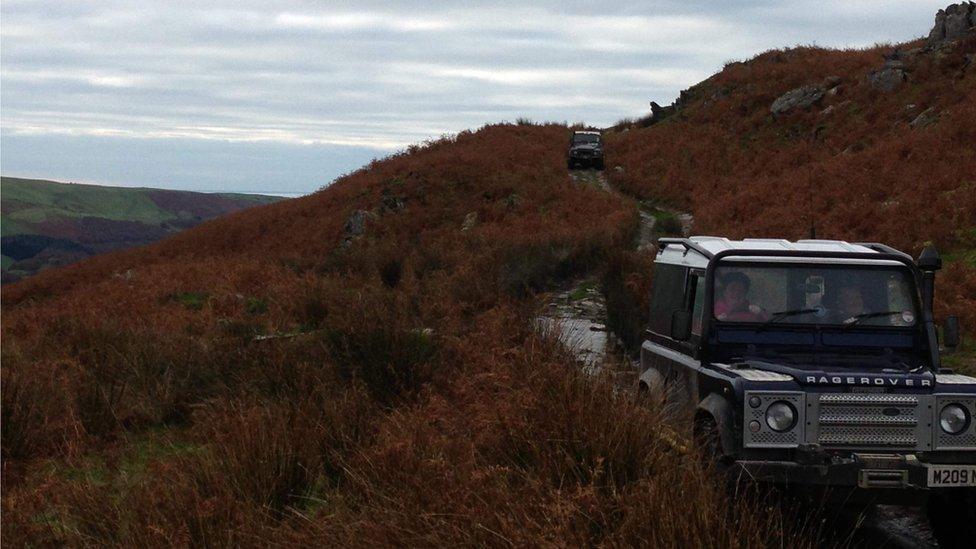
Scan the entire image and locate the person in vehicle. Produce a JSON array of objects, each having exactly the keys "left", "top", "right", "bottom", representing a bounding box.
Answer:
[
  {"left": 829, "top": 285, "right": 867, "bottom": 323},
  {"left": 714, "top": 271, "right": 769, "bottom": 321}
]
